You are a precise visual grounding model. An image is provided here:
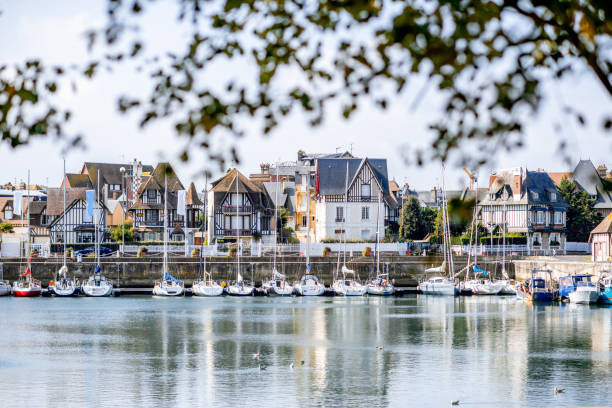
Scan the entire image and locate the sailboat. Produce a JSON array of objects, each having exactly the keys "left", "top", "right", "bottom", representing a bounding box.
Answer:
[
  {"left": 152, "top": 173, "right": 184, "bottom": 296},
  {"left": 494, "top": 203, "right": 516, "bottom": 295},
  {"left": 228, "top": 169, "right": 255, "bottom": 296},
  {"left": 49, "top": 161, "right": 78, "bottom": 297},
  {"left": 462, "top": 172, "right": 502, "bottom": 296},
  {"left": 418, "top": 166, "right": 457, "bottom": 296},
  {"left": 294, "top": 177, "right": 325, "bottom": 296},
  {"left": 332, "top": 162, "right": 366, "bottom": 296},
  {"left": 0, "top": 268, "right": 10, "bottom": 296},
  {"left": 12, "top": 172, "right": 42, "bottom": 297},
  {"left": 367, "top": 191, "right": 394, "bottom": 296},
  {"left": 192, "top": 176, "right": 224, "bottom": 297},
  {"left": 82, "top": 170, "right": 113, "bottom": 297},
  {"left": 262, "top": 163, "right": 293, "bottom": 296}
]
